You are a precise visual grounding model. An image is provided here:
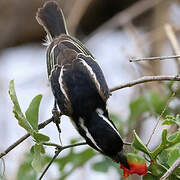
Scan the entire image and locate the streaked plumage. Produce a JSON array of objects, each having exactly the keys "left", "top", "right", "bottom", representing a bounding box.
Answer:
[{"left": 36, "top": 1, "right": 129, "bottom": 168}]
